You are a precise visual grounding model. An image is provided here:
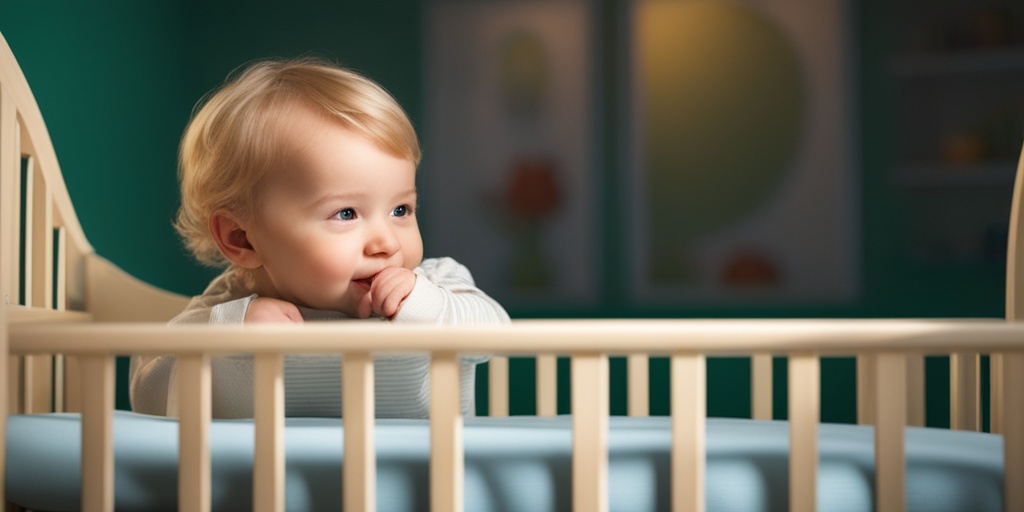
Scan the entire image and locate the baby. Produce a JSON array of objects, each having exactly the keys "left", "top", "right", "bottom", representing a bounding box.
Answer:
[{"left": 129, "top": 58, "right": 509, "bottom": 419}]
